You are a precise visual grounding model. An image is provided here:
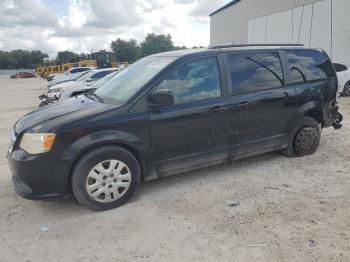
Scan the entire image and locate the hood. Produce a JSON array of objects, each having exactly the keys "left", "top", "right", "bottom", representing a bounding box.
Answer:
[
  {"left": 48, "top": 75, "right": 76, "bottom": 87},
  {"left": 14, "top": 95, "right": 117, "bottom": 134},
  {"left": 61, "top": 82, "right": 88, "bottom": 92},
  {"left": 49, "top": 80, "right": 81, "bottom": 91},
  {"left": 58, "top": 84, "right": 95, "bottom": 102}
]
